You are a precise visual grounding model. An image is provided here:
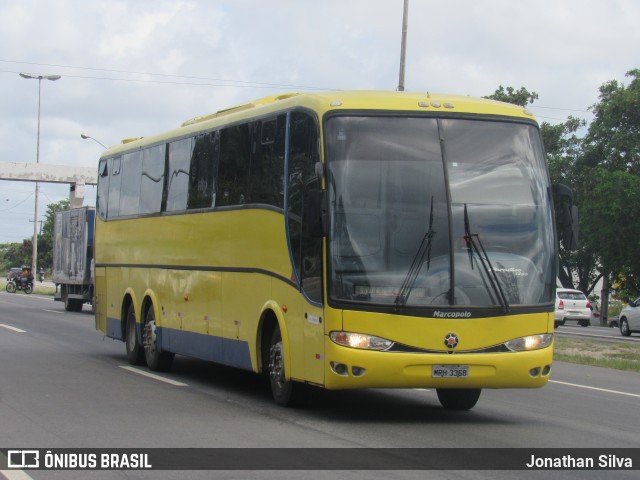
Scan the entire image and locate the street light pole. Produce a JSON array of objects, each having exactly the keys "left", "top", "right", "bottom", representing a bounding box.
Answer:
[
  {"left": 81, "top": 133, "right": 107, "bottom": 149},
  {"left": 19, "top": 72, "right": 61, "bottom": 277},
  {"left": 398, "top": 0, "right": 409, "bottom": 91}
]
